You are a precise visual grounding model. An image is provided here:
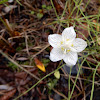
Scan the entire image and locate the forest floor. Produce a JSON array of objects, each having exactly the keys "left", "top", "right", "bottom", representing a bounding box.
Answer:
[{"left": 0, "top": 0, "right": 100, "bottom": 100}]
